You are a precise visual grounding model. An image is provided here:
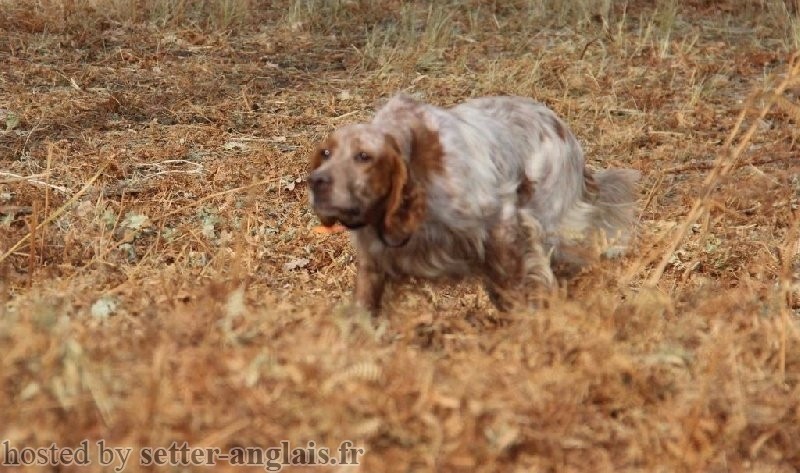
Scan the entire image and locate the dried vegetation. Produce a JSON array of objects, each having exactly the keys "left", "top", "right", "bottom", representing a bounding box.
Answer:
[{"left": 1, "top": 0, "right": 800, "bottom": 471}]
